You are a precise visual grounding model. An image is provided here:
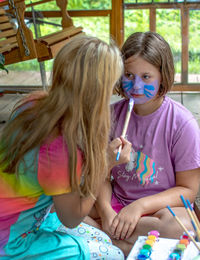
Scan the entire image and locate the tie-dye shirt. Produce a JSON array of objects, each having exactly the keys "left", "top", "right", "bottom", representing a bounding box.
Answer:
[
  {"left": 0, "top": 134, "right": 83, "bottom": 252},
  {"left": 111, "top": 96, "right": 200, "bottom": 206}
]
